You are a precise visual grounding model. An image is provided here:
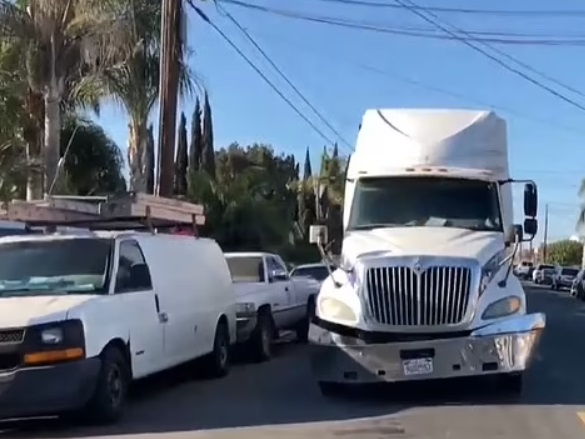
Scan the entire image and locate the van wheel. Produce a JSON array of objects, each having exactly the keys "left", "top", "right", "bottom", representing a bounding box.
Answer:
[
  {"left": 80, "top": 346, "right": 129, "bottom": 424},
  {"left": 295, "top": 297, "right": 315, "bottom": 343},
  {"left": 250, "top": 310, "right": 273, "bottom": 362},
  {"left": 206, "top": 321, "right": 230, "bottom": 378}
]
